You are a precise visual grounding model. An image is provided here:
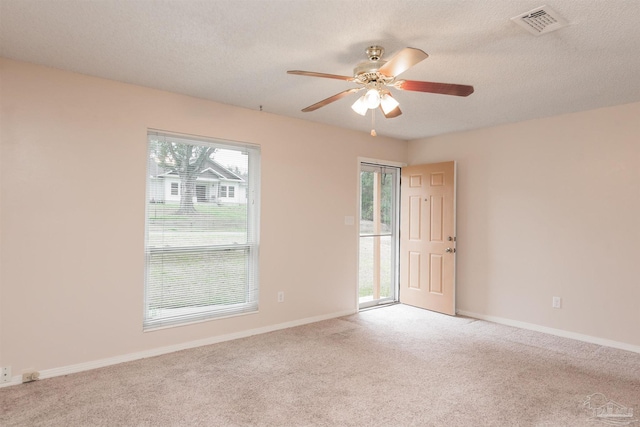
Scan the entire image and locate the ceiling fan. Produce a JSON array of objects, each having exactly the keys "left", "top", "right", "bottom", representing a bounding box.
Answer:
[{"left": 287, "top": 45, "right": 474, "bottom": 119}]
